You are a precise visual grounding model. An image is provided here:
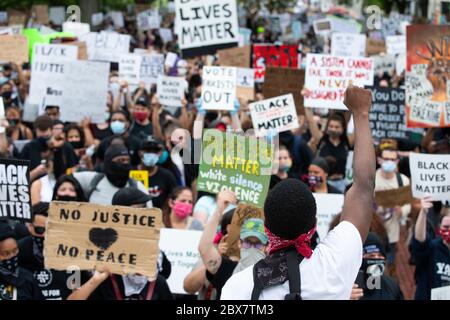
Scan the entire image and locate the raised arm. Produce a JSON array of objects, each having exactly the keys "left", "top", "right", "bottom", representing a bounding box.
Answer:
[
  {"left": 151, "top": 98, "right": 165, "bottom": 141},
  {"left": 340, "top": 86, "right": 376, "bottom": 242},
  {"left": 198, "top": 190, "right": 237, "bottom": 275},
  {"left": 414, "top": 196, "right": 434, "bottom": 243}
]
